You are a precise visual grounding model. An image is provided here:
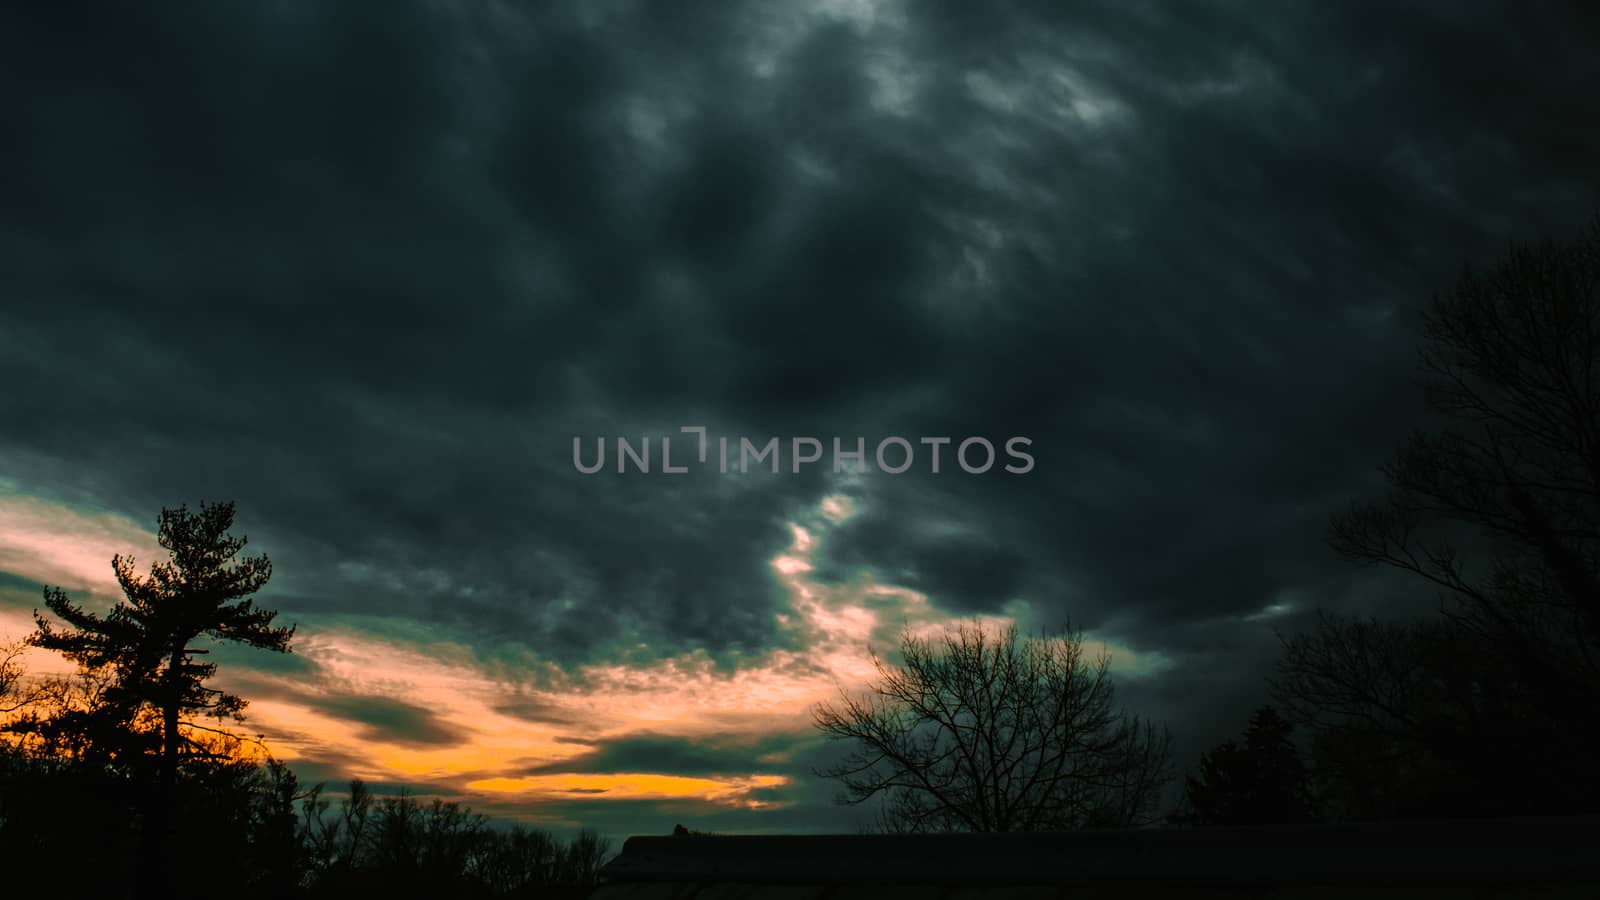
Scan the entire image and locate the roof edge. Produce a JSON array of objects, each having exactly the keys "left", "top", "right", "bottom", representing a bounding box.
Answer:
[{"left": 600, "top": 815, "right": 1600, "bottom": 886}]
